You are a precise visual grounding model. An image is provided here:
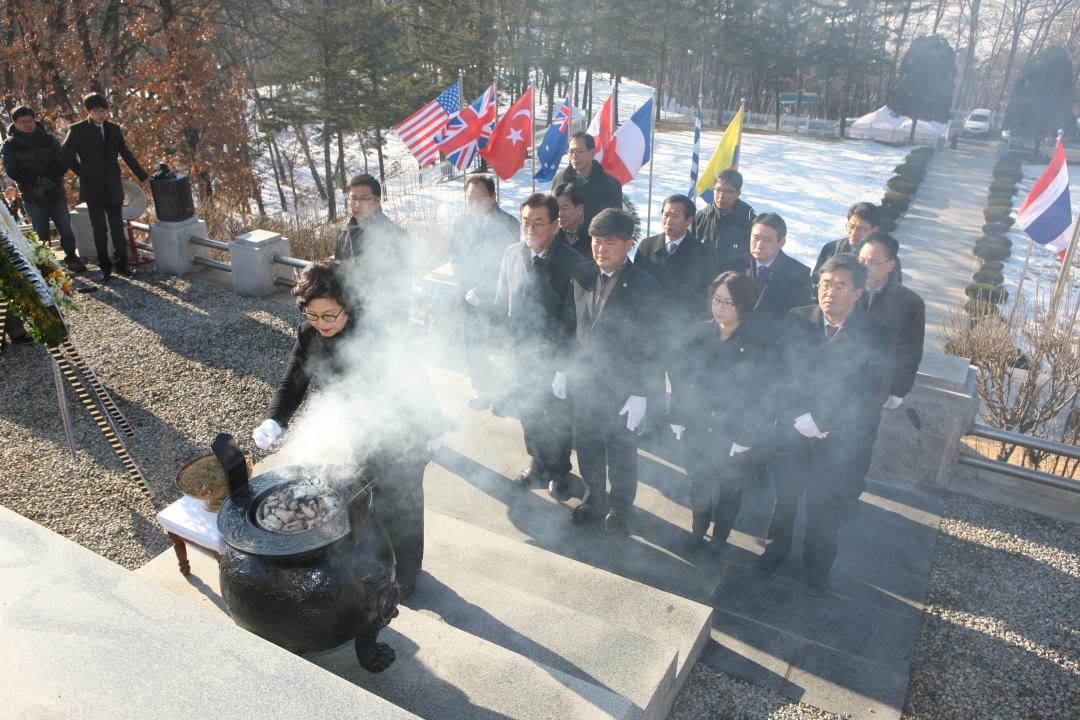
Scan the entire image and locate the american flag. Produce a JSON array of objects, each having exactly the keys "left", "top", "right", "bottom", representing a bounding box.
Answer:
[
  {"left": 436, "top": 83, "right": 497, "bottom": 171},
  {"left": 688, "top": 105, "right": 702, "bottom": 200},
  {"left": 394, "top": 81, "right": 461, "bottom": 167}
]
